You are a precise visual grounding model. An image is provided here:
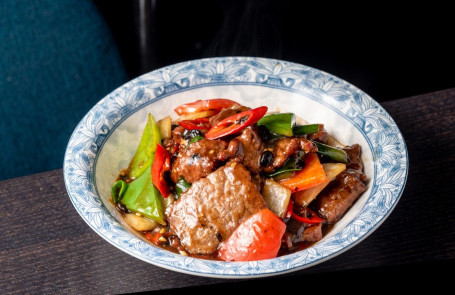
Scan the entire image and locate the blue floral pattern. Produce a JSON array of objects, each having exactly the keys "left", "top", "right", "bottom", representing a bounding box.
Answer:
[{"left": 63, "top": 57, "right": 408, "bottom": 278}]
